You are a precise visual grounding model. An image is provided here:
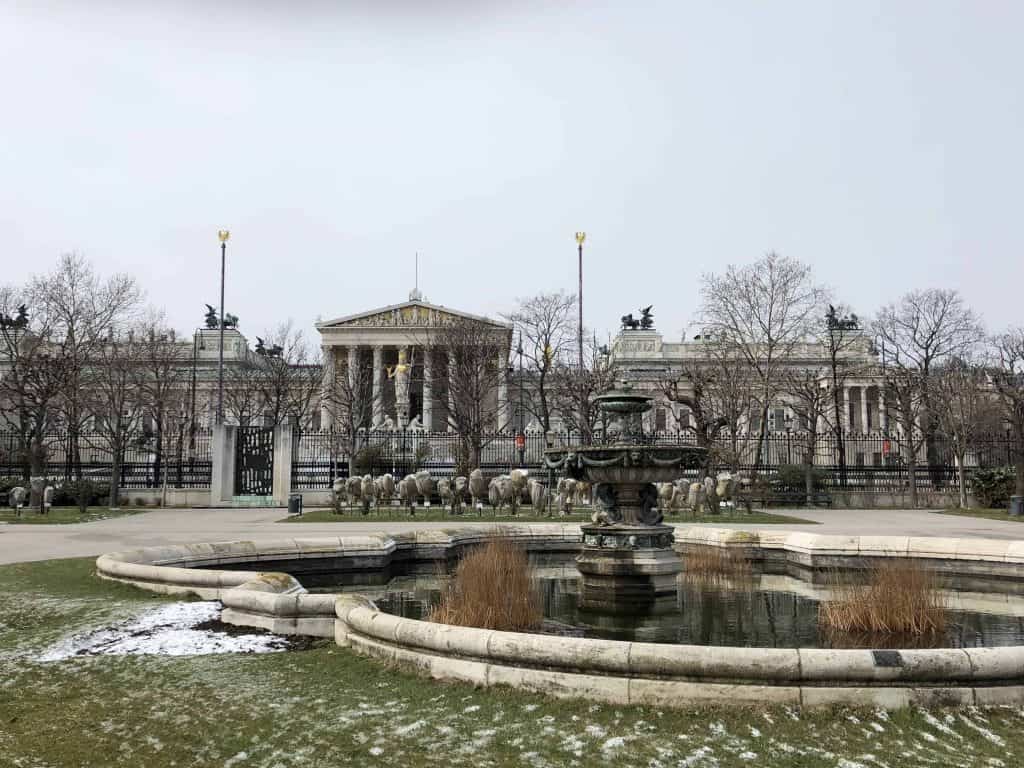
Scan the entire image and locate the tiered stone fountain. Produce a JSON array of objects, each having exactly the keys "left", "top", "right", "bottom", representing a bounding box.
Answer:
[{"left": 543, "top": 385, "right": 706, "bottom": 611}]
